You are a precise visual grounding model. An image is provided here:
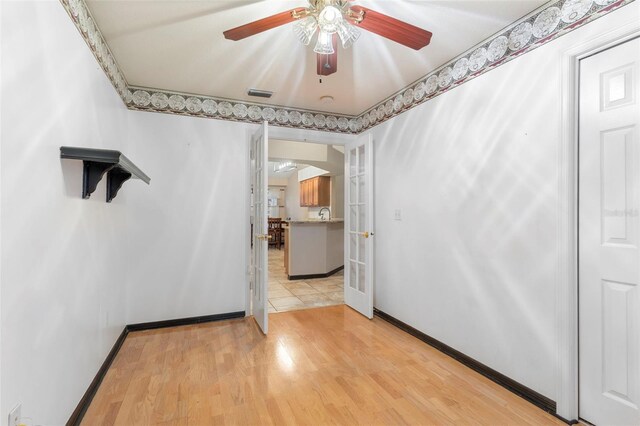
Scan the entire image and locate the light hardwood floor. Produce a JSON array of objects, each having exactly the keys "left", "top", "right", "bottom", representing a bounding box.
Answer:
[
  {"left": 82, "top": 305, "right": 563, "bottom": 425},
  {"left": 268, "top": 248, "right": 344, "bottom": 313}
]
